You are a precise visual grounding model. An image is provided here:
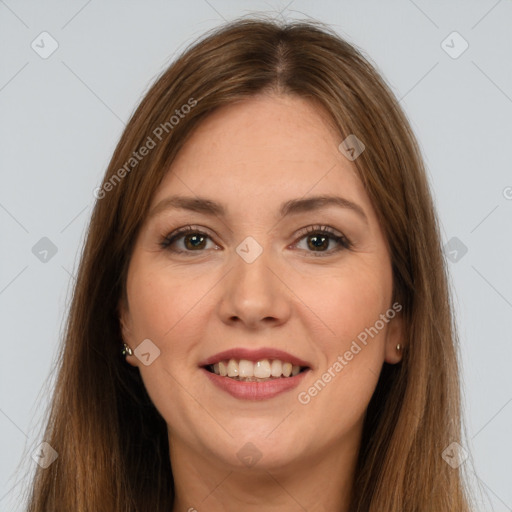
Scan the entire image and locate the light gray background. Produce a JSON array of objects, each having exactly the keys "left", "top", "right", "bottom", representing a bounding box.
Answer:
[{"left": 1, "top": 1, "right": 511, "bottom": 510}]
